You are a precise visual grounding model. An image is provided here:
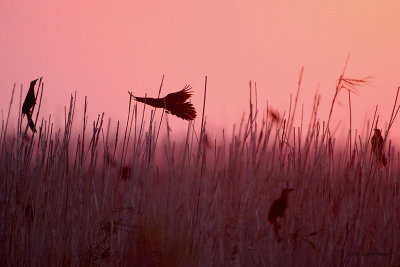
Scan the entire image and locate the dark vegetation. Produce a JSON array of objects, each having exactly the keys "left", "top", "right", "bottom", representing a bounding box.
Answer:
[{"left": 1, "top": 67, "right": 400, "bottom": 266}]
